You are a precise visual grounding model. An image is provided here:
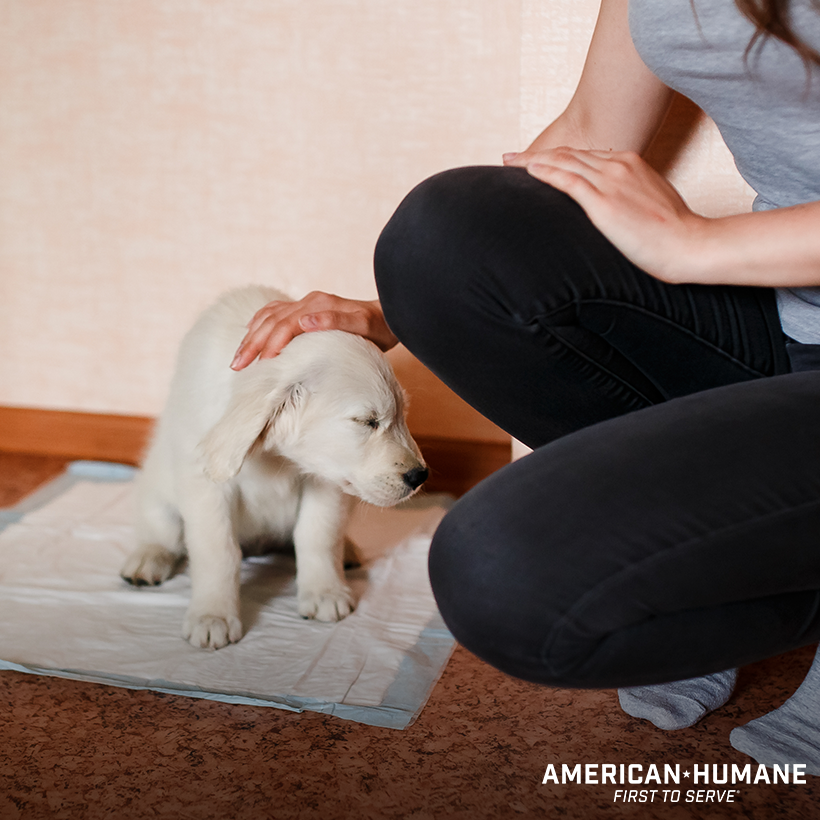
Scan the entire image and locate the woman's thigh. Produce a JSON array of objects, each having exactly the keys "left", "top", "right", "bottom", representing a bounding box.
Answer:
[
  {"left": 375, "top": 165, "right": 790, "bottom": 447},
  {"left": 428, "top": 371, "right": 820, "bottom": 688}
]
